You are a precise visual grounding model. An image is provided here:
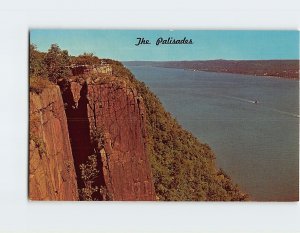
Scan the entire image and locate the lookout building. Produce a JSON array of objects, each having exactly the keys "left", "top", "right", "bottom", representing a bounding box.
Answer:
[{"left": 70, "top": 60, "right": 113, "bottom": 76}]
